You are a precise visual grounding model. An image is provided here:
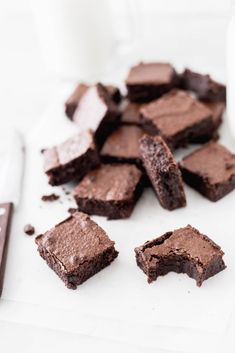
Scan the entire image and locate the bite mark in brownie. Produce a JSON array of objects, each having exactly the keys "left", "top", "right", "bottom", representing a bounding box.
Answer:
[
  {"left": 73, "top": 164, "right": 144, "bottom": 219},
  {"left": 179, "top": 142, "right": 235, "bottom": 201},
  {"left": 72, "top": 83, "right": 120, "bottom": 146},
  {"left": 180, "top": 69, "right": 226, "bottom": 102},
  {"left": 140, "top": 90, "right": 213, "bottom": 149},
  {"left": 139, "top": 135, "right": 186, "bottom": 210},
  {"left": 135, "top": 225, "right": 226, "bottom": 286},
  {"left": 35, "top": 211, "right": 118, "bottom": 289},
  {"left": 126, "top": 62, "right": 178, "bottom": 103},
  {"left": 101, "top": 125, "right": 144, "bottom": 167},
  {"left": 43, "top": 130, "right": 100, "bottom": 186}
]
